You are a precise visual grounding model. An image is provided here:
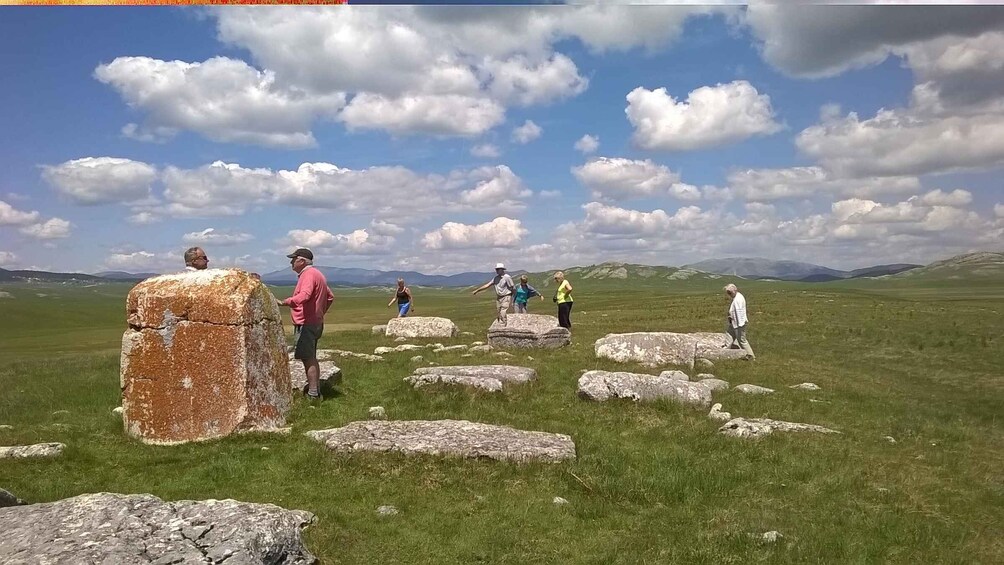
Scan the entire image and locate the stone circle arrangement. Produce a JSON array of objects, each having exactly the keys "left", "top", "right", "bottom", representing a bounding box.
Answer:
[{"left": 0, "top": 268, "right": 843, "bottom": 561}]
